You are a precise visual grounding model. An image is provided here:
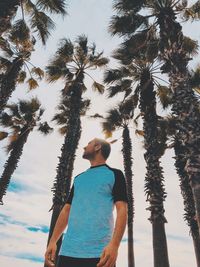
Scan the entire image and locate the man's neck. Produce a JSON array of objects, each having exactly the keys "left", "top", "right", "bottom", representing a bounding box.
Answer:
[{"left": 89, "top": 160, "right": 106, "bottom": 167}]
